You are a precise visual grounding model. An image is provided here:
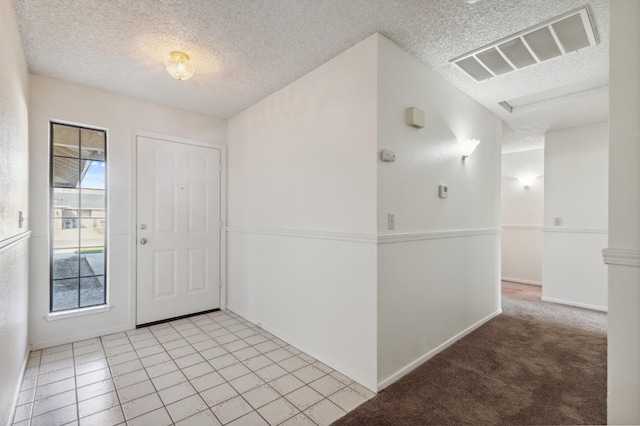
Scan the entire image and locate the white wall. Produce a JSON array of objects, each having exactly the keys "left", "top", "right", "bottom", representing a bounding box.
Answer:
[
  {"left": 226, "top": 35, "right": 378, "bottom": 390},
  {"left": 0, "top": 2, "right": 30, "bottom": 424},
  {"left": 607, "top": 1, "right": 640, "bottom": 423},
  {"left": 542, "top": 122, "right": 608, "bottom": 311},
  {"left": 28, "top": 75, "right": 226, "bottom": 349},
  {"left": 501, "top": 149, "right": 544, "bottom": 285},
  {"left": 375, "top": 35, "right": 502, "bottom": 388}
]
